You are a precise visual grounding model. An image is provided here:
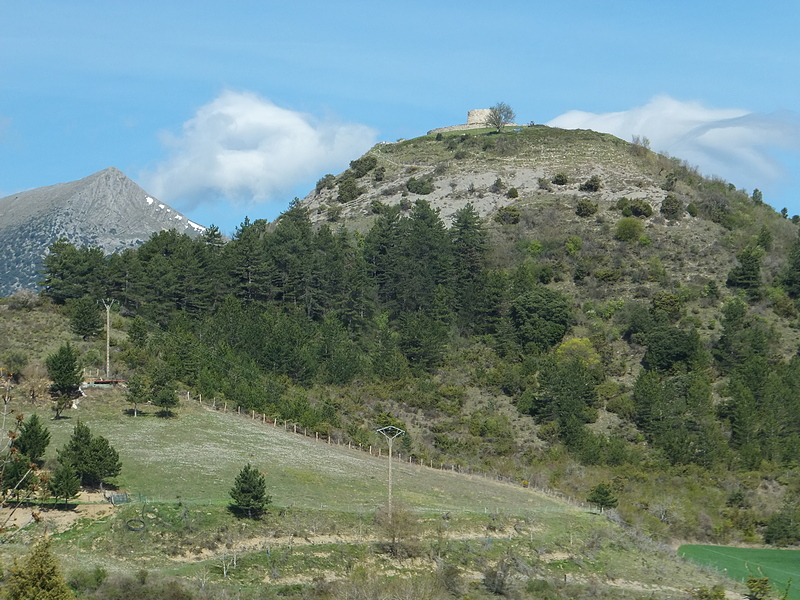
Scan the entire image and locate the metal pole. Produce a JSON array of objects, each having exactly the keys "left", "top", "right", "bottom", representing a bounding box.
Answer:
[
  {"left": 376, "top": 426, "right": 405, "bottom": 516},
  {"left": 101, "top": 299, "right": 116, "bottom": 378}
]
